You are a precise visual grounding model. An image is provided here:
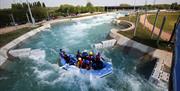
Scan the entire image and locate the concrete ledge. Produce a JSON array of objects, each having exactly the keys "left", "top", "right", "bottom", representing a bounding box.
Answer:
[
  {"left": 1, "top": 42, "right": 17, "bottom": 51},
  {"left": 112, "top": 19, "right": 135, "bottom": 31},
  {"left": 109, "top": 28, "right": 172, "bottom": 57},
  {"left": 0, "top": 54, "right": 7, "bottom": 66},
  {"left": 10, "top": 38, "right": 20, "bottom": 44},
  {"left": 110, "top": 28, "right": 155, "bottom": 53},
  {"left": 26, "top": 30, "right": 37, "bottom": 37},
  {"left": 16, "top": 34, "right": 31, "bottom": 42},
  {"left": 109, "top": 27, "right": 172, "bottom": 89}
]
